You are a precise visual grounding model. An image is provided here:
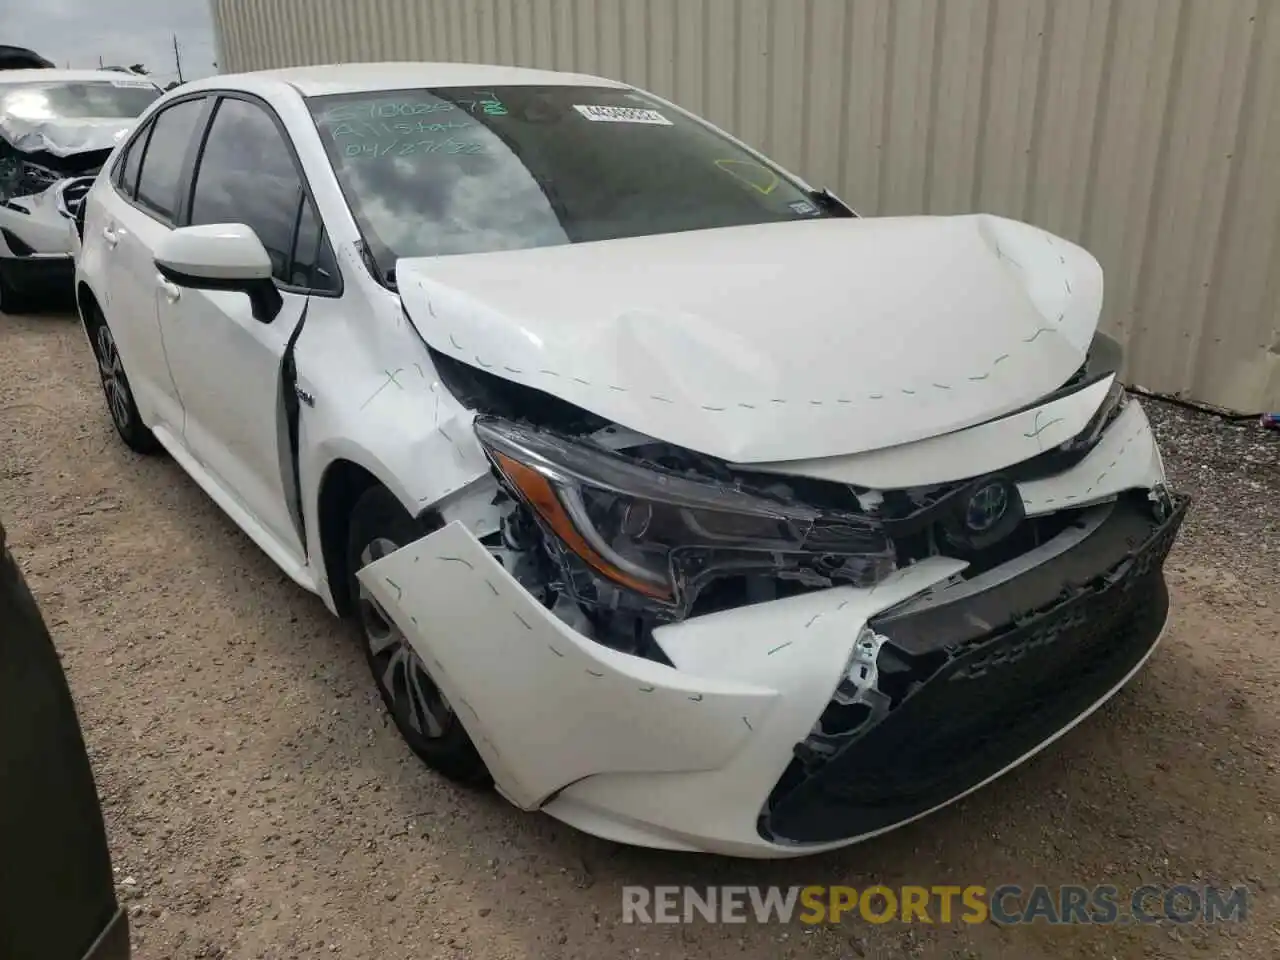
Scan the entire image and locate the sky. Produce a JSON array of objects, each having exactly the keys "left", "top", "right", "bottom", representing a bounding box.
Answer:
[{"left": 3, "top": 0, "right": 220, "bottom": 84}]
